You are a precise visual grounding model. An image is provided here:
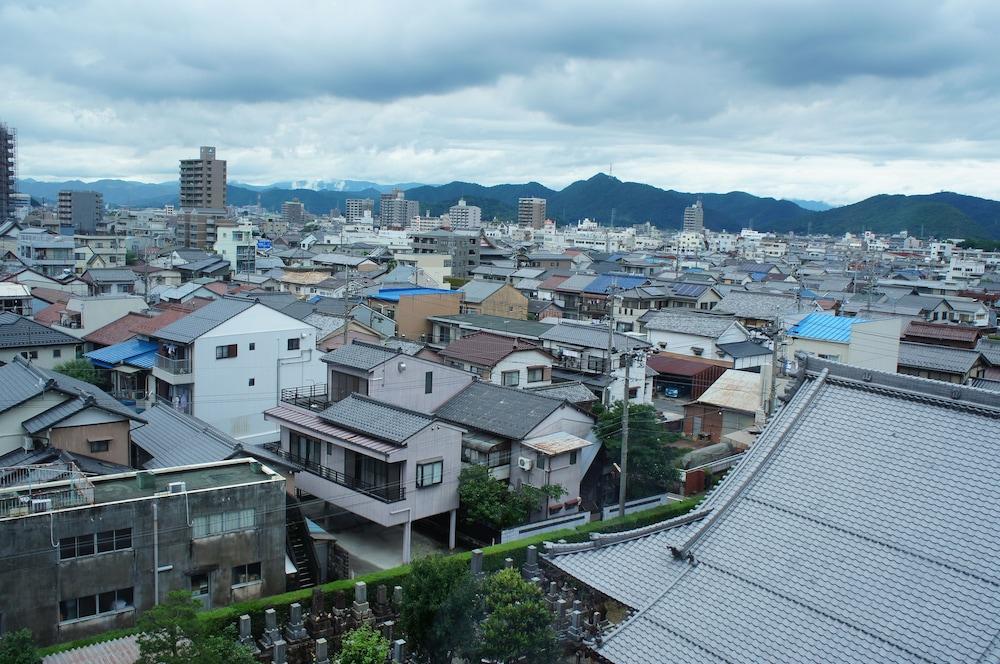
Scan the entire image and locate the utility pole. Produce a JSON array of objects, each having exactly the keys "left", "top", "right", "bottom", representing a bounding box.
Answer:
[
  {"left": 342, "top": 268, "right": 355, "bottom": 345},
  {"left": 768, "top": 319, "right": 782, "bottom": 416},
  {"left": 617, "top": 350, "right": 631, "bottom": 517},
  {"left": 604, "top": 278, "right": 618, "bottom": 406}
]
